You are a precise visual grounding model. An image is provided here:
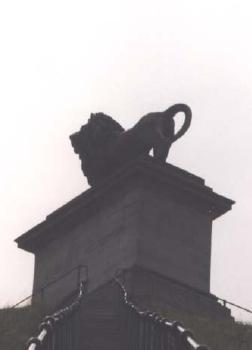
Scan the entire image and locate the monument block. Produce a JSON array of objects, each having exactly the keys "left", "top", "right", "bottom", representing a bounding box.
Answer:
[
  {"left": 16, "top": 156, "right": 234, "bottom": 314},
  {"left": 16, "top": 104, "right": 235, "bottom": 321}
]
